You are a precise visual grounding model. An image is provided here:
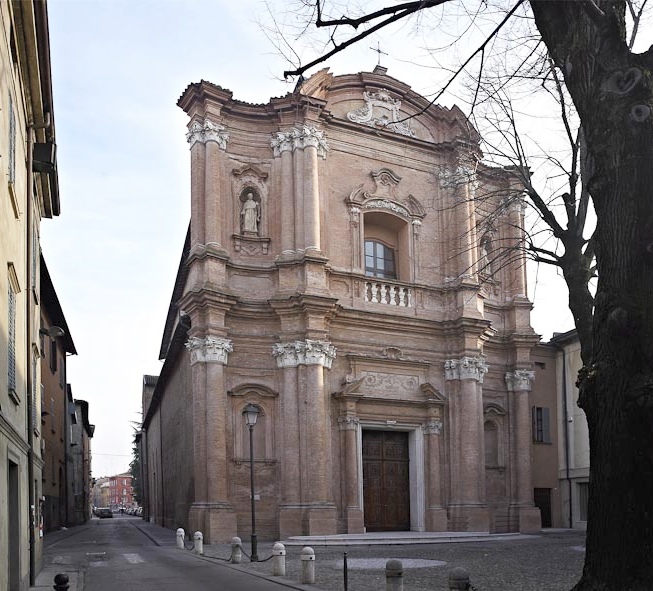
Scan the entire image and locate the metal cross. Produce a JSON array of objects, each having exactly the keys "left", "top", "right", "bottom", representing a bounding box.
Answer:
[{"left": 370, "top": 42, "right": 388, "bottom": 66}]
